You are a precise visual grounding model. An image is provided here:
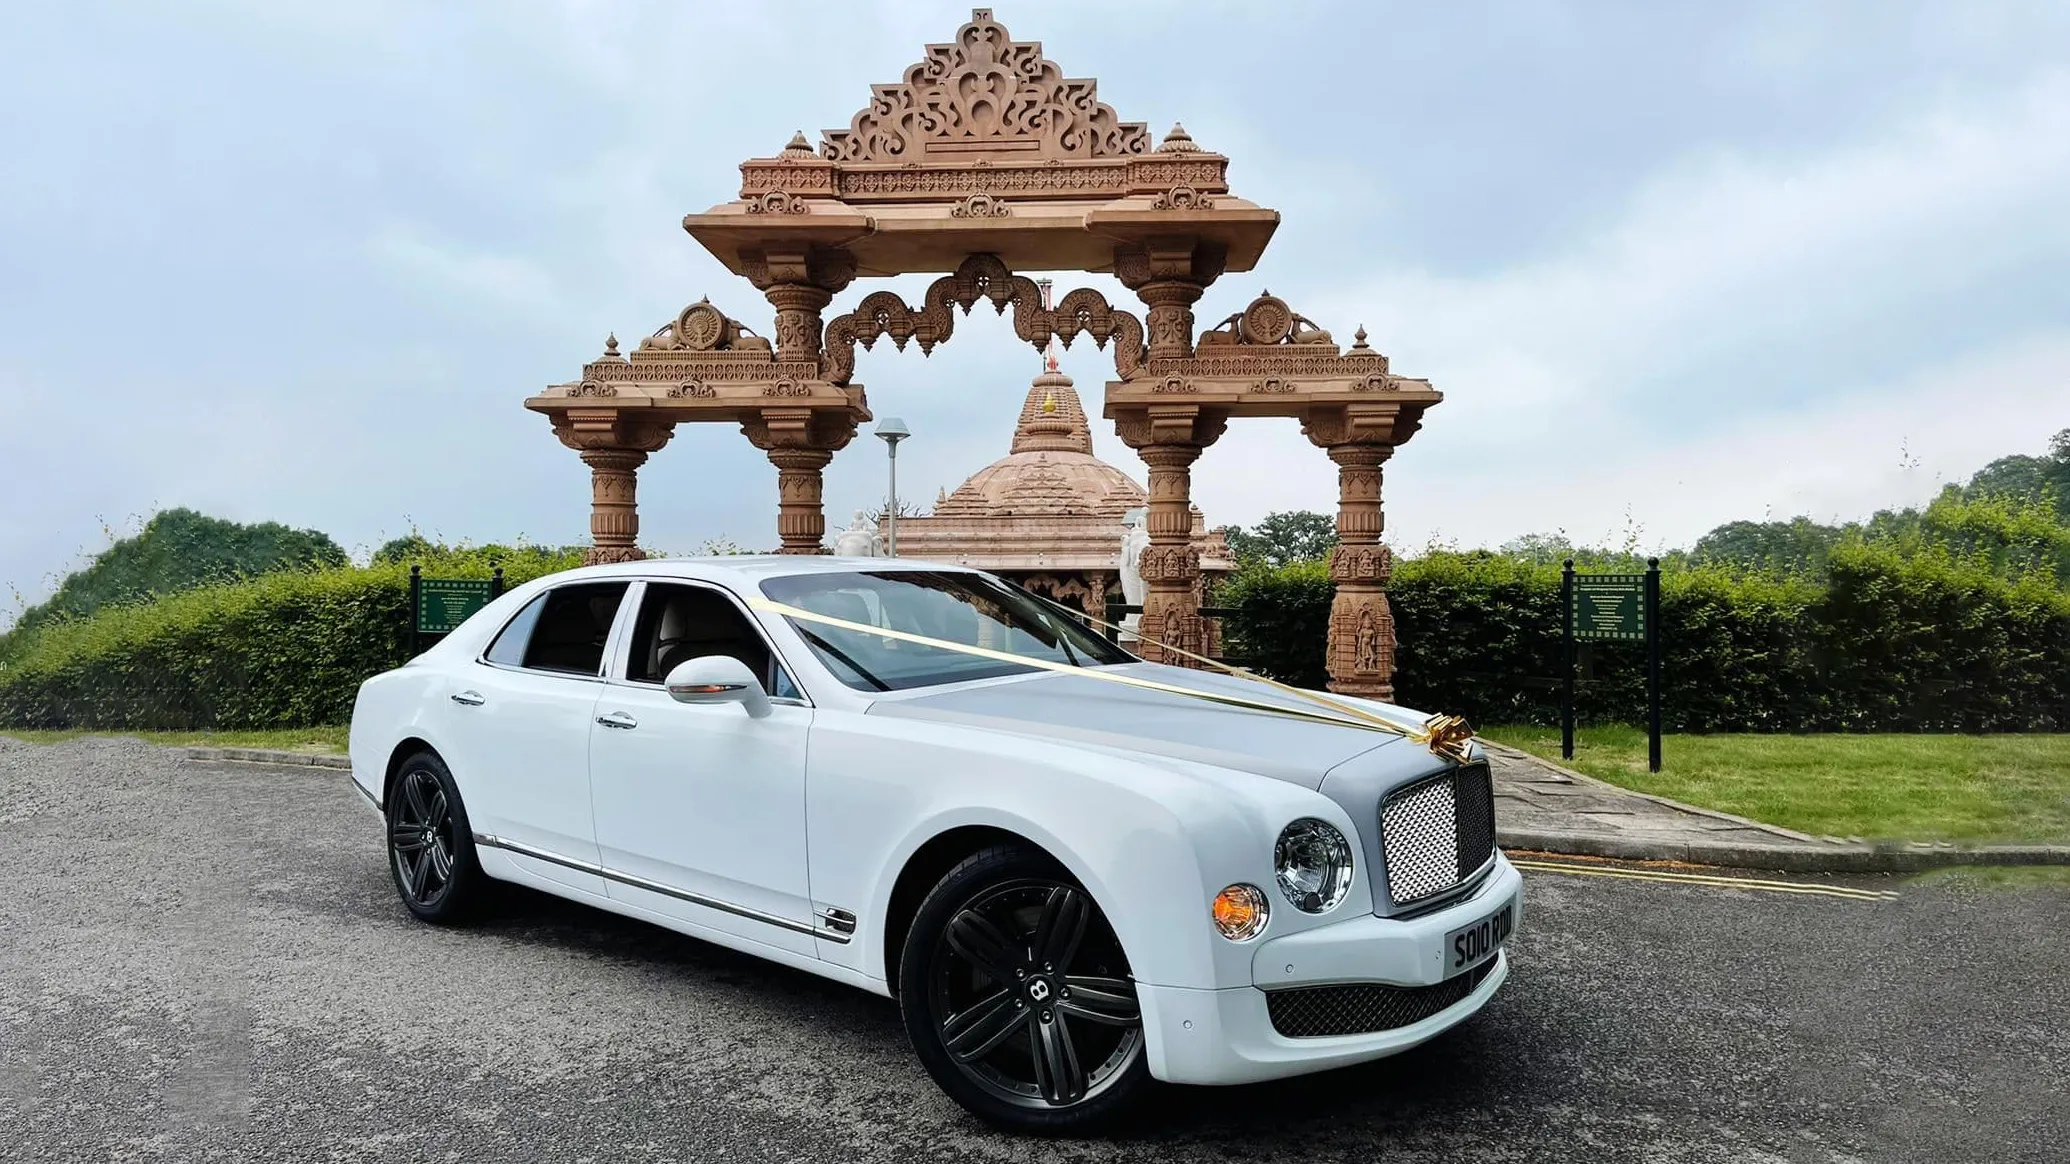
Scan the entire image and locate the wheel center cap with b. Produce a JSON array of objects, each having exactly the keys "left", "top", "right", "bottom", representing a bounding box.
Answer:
[{"left": 1027, "top": 978, "right": 1051, "bottom": 1002}]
